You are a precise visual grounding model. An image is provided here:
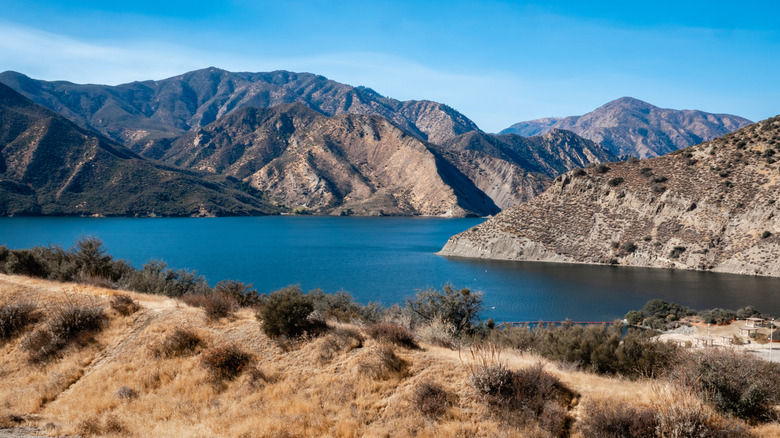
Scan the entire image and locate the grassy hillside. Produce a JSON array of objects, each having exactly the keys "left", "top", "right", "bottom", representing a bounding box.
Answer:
[{"left": 1, "top": 272, "right": 778, "bottom": 437}]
